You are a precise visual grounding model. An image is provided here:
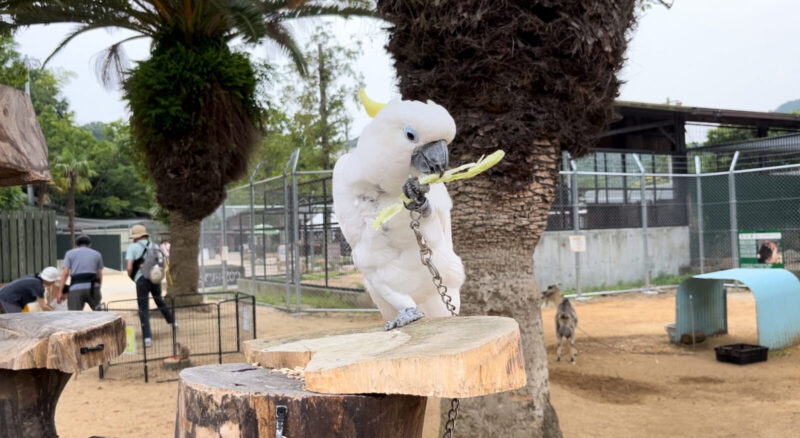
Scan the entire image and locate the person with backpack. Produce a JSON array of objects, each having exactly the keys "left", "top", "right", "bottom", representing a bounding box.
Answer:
[{"left": 126, "top": 225, "right": 175, "bottom": 347}]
